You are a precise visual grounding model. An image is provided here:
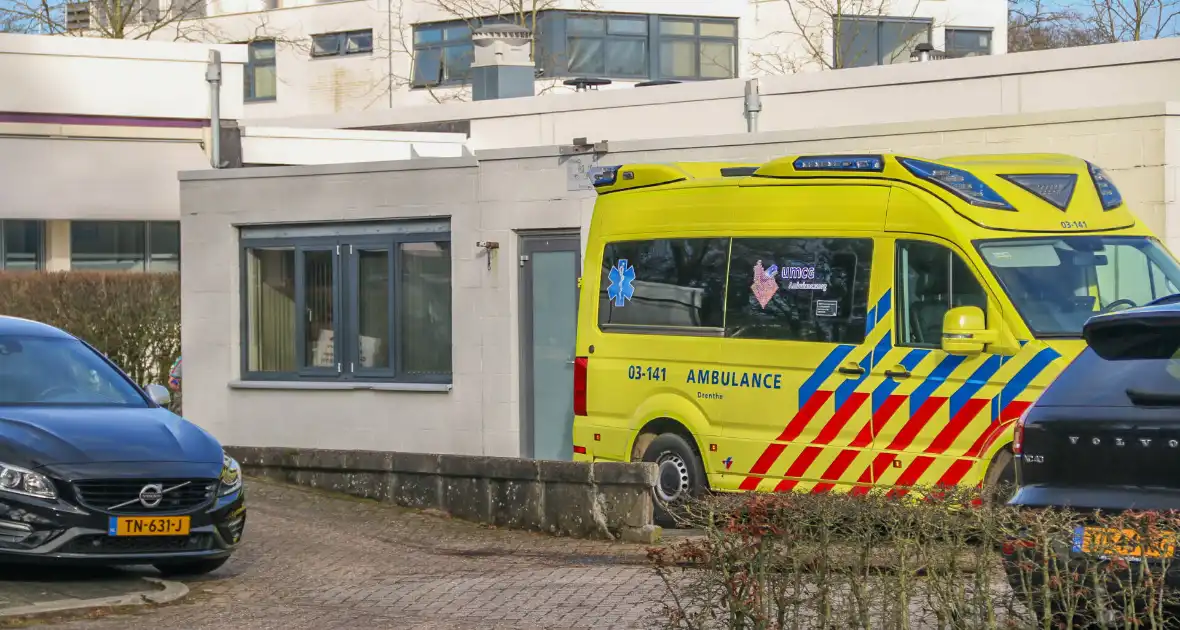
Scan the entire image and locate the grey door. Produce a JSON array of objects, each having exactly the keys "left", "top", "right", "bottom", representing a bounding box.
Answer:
[{"left": 520, "top": 233, "right": 581, "bottom": 460}]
